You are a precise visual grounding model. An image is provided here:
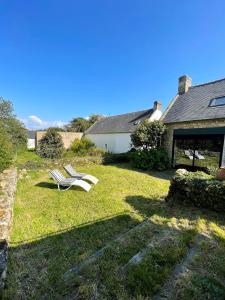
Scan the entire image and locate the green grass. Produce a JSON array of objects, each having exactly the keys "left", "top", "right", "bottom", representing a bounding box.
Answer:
[{"left": 3, "top": 151, "right": 225, "bottom": 299}]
